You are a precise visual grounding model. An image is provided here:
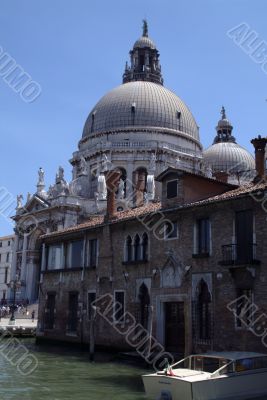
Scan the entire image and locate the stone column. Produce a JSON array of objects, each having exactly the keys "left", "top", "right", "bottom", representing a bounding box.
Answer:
[
  {"left": 41, "top": 243, "right": 46, "bottom": 272},
  {"left": 20, "top": 235, "right": 27, "bottom": 281},
  {"left": 10, "top": 234, "right": 18, "bottom": 280}
]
